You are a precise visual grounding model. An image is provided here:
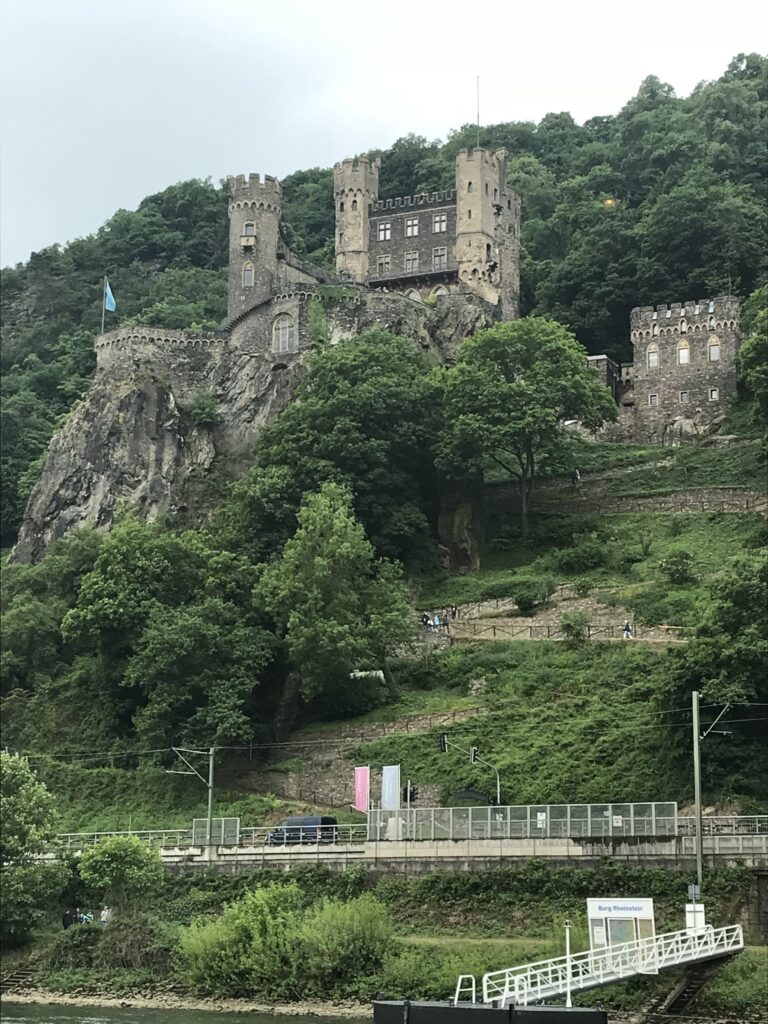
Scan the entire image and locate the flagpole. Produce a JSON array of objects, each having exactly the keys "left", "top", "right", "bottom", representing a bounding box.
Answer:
[{"left": 101, "top": 276, "right": 106, "bottom": 335}]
